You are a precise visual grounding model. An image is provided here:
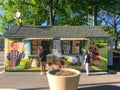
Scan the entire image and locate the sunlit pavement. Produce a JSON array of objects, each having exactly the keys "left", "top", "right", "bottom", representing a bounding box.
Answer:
[
  {"left": 0, "top": 71, "right": 120, "bottom": 90},
  {"left": 0, "top": 71, "right": 49, "bottom": 90},
  {"left": 0, "top": 51, "right": 120, "bottom": 90},
  {"left": 78, "top": 72, "right": 120, "bottom": 90},
  {"left": 0, "top": 69, "right": 5, "bottom": 74}
]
